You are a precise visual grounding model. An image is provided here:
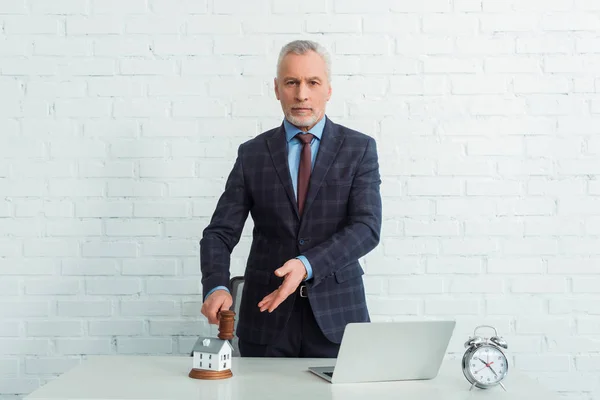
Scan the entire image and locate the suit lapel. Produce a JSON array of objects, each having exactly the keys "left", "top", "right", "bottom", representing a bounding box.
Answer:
[
  {"left": 267, "top": 124, "right": 300, "bottom": 219},
  {"left": 302, "top": 118, "right": 344, "bottom": 219}
]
